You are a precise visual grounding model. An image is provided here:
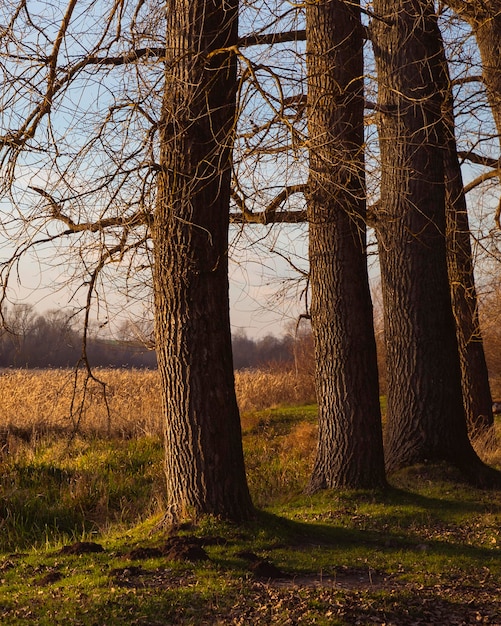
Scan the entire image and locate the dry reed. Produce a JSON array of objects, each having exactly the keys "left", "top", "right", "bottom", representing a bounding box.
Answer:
[
  {"left": 0, "top": 369, "right": 163, "bottom": 442},
  {"left": 0, "top": 367, "right": 316, "bottom": 442},
  {"left": 234, "top": 367, "right": 316, "bottom": 412},
  {"left": 0, "top": 367, "right": 499, "bottom": 470}
]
